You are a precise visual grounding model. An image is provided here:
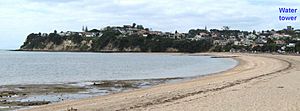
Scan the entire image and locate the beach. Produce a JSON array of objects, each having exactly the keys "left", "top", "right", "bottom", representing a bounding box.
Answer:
[{"left": 20, "top": 53, "right": 300, "bottom": 111}]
